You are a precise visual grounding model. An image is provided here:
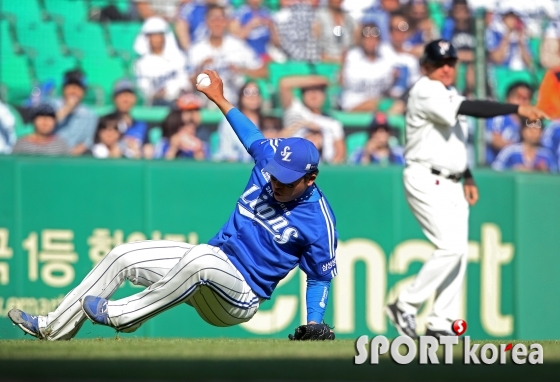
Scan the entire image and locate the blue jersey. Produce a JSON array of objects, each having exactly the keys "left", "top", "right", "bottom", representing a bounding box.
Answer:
[
  {"left": 485, "top": 115, "right": 520, "bottom": 164},
  {"left": 492, "top": 143, "right": 558, "bottom": 173},
  {"left": 542, "top": 121, "right": 560, "bottom": 169},
  {"left": 485, "top": 28, "right": 529, "bottom": 69},
  {"left": 208, "top": 110, "right": 338, "bottom": 301},
  {"left": 234, "top": 5, "right": 272, "bottom": 57},
  {"left": 178, "top": 1, "right": 208, "bottom": 44}
]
